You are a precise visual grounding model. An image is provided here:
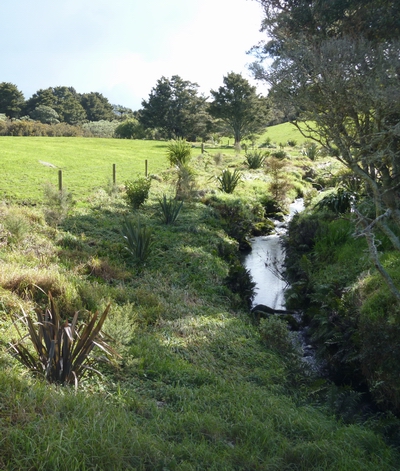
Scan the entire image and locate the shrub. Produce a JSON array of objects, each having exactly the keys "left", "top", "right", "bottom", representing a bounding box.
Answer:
[
  {"left": 259, "top": 316, "right": 295, "bottom": 355},
  {"left": 175, "top": 164, "right": 196, "bottom": 200},
  {"left": 271, "top": 150, "right": 287, "bottom": 159},
  {"left": 167, "top": 139, "right": 192, "bottom": 167},
  {"left": 124, "top": 177, "right": 151, "bottom": 209},
  {"left": 9, "top": 293, "right": 118, "bottom": 387},
  {"left": 121, "top": 218, "right": 153, "bottom": 263},
  {"left": 114, "top": 118, "right": 149, "bottom": 139},
  {"left": 82, "top": 120, "right": 119, "bottom": 138},
  {"left": 245, "top": 150, "right": 268, "bottom": 169},
  {"left": 225, "top": 263, "right": 256, "bottom": 308},
  {"left": 43, "top": 182, "right": 74, "bottom": 226},
  {"left": 287, "top": 139, "right": 297, "bottom": 147},
  {"left": 158, "top": 194, "right": 183, "bottom": 224},
  {"left": 216, "top": 168, "right": 242, "bottom": 193},
  {"left": 314, "top": 188, "right": 354, "bottom": 214},
  {"left": 302, "top": 142, "right": 320, "bottom": 161}
]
